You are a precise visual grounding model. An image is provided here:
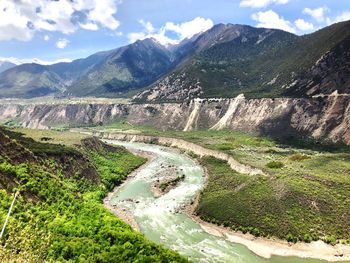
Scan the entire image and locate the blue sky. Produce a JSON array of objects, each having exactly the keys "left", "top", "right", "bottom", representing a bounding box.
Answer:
[{"left": 0, "top": 0, "right": 349, "bottom": 64}]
